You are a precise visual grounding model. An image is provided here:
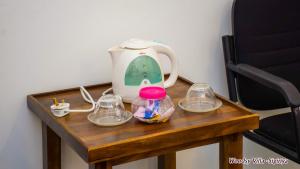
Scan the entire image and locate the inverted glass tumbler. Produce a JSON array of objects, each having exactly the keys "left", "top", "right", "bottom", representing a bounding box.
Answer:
[
  {"left": 87, "top": 94, "right": 132, "bottom": 126},
  {"left": 178, "top": 83, "right": 222, "bottom": 112}
]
